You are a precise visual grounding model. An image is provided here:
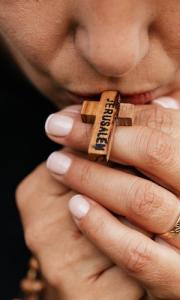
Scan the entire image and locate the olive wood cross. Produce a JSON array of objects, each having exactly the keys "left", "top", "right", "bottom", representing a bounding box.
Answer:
[{"left": 81, "top": 90, "right": 135, "bottom": 162}]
